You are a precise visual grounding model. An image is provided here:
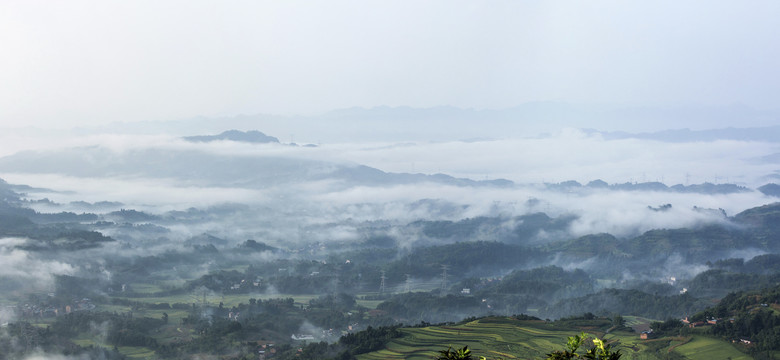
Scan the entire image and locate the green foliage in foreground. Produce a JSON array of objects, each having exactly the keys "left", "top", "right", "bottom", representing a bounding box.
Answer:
[
  {"left": 436, "top": 345, "right": 482, "bottom": 360},
  {"left": 544, "top": 332, "right": 621, "bottom": 360}
]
